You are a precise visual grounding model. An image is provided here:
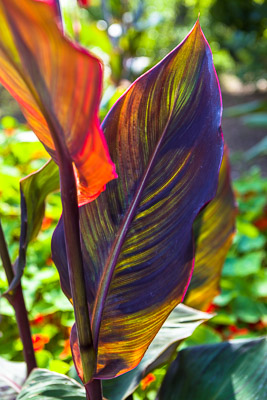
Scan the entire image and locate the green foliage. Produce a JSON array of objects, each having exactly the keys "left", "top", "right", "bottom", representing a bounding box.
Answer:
[
  {"left": 0, "top": 116, "right": 71, "bottom": 371},
  {"left": 17, "top": 369, "right": 86, "bottom": 400},
  {"left": 158, "top": 338, "right": 267, "bottom": 400},
  {"left": 211, "top": 167, "right": 267, "bottom": 335},
  {"left": 63, "top": 0, "right": 267, "bottom": 84}
]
